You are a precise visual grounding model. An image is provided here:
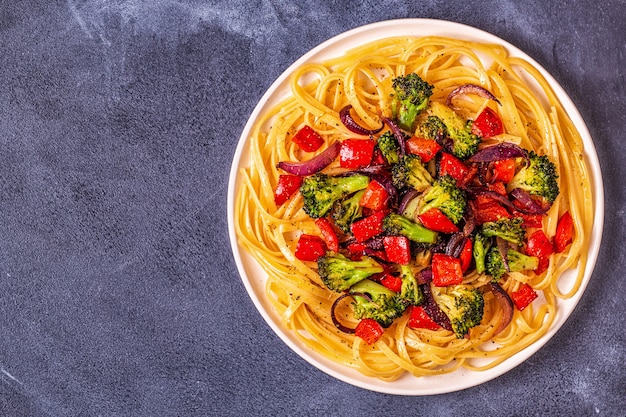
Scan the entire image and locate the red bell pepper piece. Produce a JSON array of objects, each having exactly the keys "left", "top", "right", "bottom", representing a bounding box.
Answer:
[
  {"left": 355, "top": 318, "right": 384, "bottom": 344},
  {"left": 510, "top": 208, "right": 544, "bottom": 229},
  {"left": 339, "top": 139, "right": 375, "bottom": 169},
  {"left": 471, "top": 107, "right": 504, "bottom": 138},
  {"left": 350, "top": 211, "right": 385, "bottom": 243},
  {"left": 274, "top": 174, "right": 303, "bottom": 206},
  {"left": 314, "top": 218, "right": 339, "bottom": 253},
  {"left": 439, "top": 152, "right": 471, "bottom": 185},
  {"left": 431, "top": 253, "right": 464, "bottom": 286},
  {"left": 371, "top": 148, "right": 387, "bottom": 166},
  {"left": 525, "top": 230, "right": 553, "bottom": 274},
  {"left": 417, "top": 207, "right": 459, "bottom": 233},
  {"left": 554, "top": 211, "right": 574, "bottom": 253},
  {"left": 488, "top": 181, "right": 508, "bottom": 196},
  {"left": 406, "top": 136, "right": 442, "bottom": 163},
  {"left": 472, "top": 195, "right": 512, "bottom": 224},
  {"left": 510, "top": 283, "right": 538, "bottom": 311},
  {"left": 294, "top": 234, "right": 327, "bottom": 262},
  {"left": 491, "top": 158, "right": 516, "bottom": 183},
  {"left": 383, "top": 235, "right": 411, "bottom": 265},
  {"left": 458, "top": 238, "right": 473, "bottom": 273},
  {"left": 291, "top": 125, "right": 325, "bottom": 152},
  {"left": 408, "top": 306, "right": 440, "bottom": 330},
  {"left": 379, "top": 273, "right": 403, "bottom": 293},
  {"left": 359, "top": 180, "right": 389, "bottom": 211}
]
